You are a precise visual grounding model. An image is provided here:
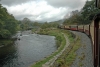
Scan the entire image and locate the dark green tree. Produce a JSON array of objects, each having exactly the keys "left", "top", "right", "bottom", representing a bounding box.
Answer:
[
  {"left": 81, "top": 0, "right": 100, "bottom": 24},
  {"left": 0, "top": 4, "right": 18, "bottom": 38}
]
